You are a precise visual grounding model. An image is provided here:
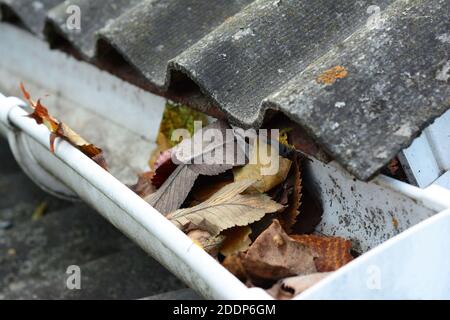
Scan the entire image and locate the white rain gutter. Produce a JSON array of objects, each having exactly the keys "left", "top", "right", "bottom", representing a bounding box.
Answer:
[
  {"left": 2, "top": 94, "right": 450, "bottom": 299},
  {"left": 0, "top": 96, "right": 270, "bottom": 300},
  {"left": 2, "top": 23, "right": 450, "bottom": 299}
]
